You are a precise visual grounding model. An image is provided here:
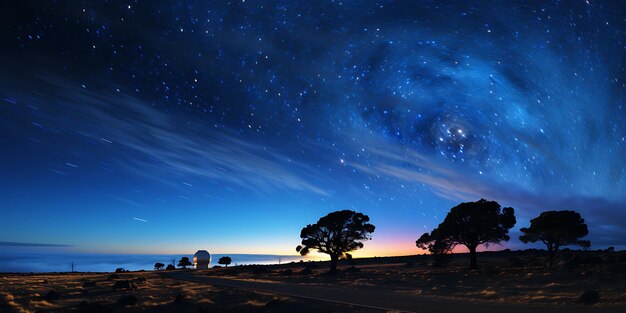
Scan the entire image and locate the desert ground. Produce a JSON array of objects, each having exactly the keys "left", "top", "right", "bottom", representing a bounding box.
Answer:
[{"left": 1, "top": 250, "right": 625, "bottom": 312}]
